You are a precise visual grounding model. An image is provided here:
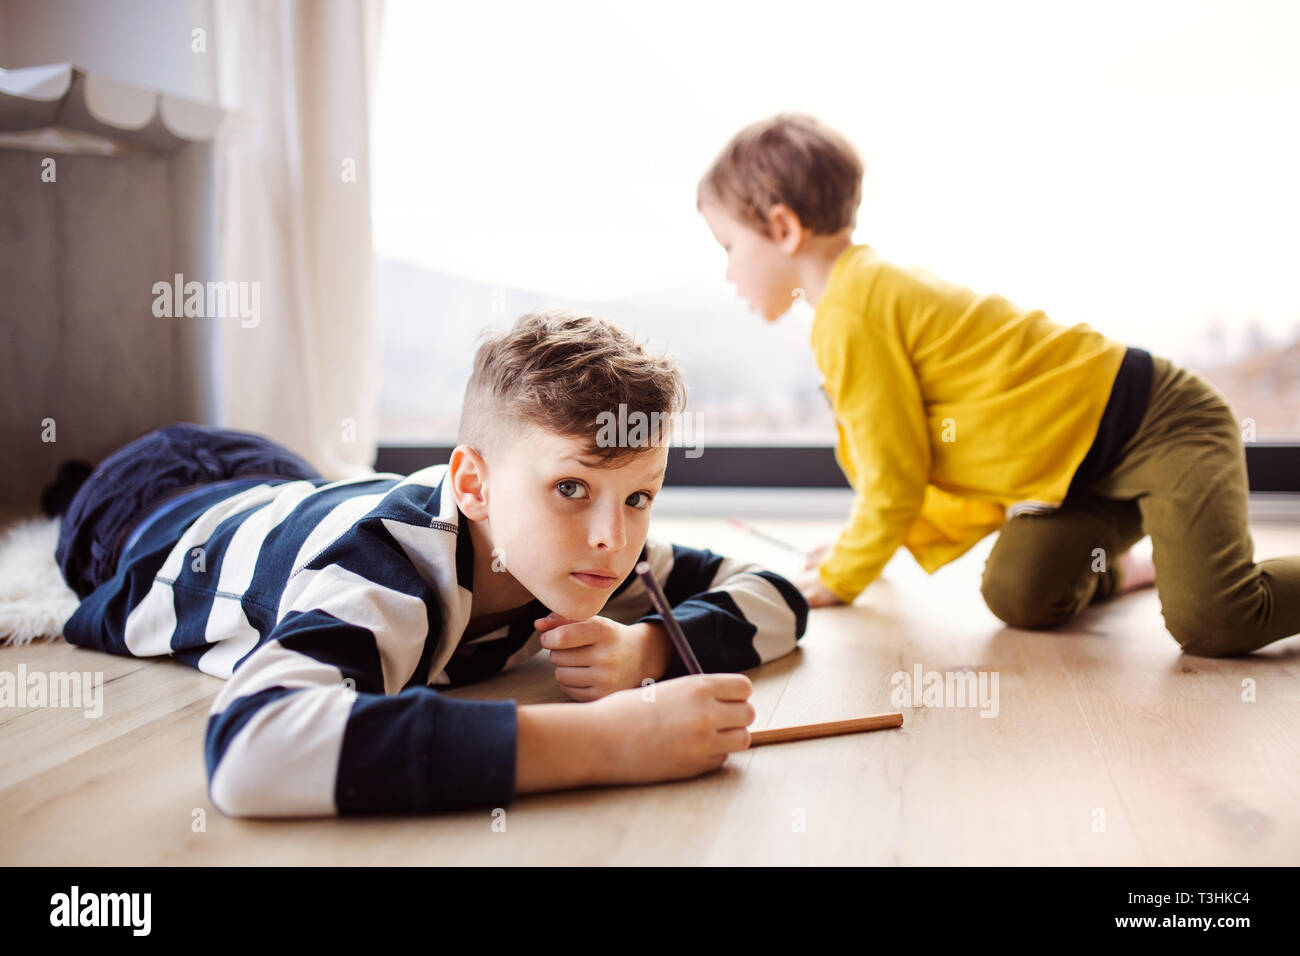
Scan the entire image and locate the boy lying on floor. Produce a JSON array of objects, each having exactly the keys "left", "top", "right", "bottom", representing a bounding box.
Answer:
[{"left": 48, "top": 310, "right": 809, "bottom": 818}]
